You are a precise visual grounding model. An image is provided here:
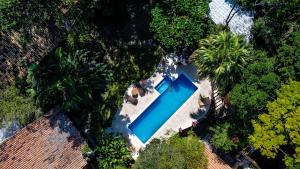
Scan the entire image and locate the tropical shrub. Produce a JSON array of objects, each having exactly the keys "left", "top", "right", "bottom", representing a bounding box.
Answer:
[
  {"left": 249, "top": 81, "right": 300, "bottom": 169},
  {"left": 133, "top": 135, "right": 207, "bottom": 169},
  {"left": 0, "top": 86, "right": 41, "bottom": 127},
  {"left": 191, "top": 31, "right": 251, "bottom": 94},
  {"left": 150, "top": 0, "right": 211, "bottom": 50},
  {"left": 94, "top": 131, "right": 133, "bottom": 169},
  {"left": 27, "top": 47, "right": 111, "bottom": 118},
  {"left": 81, "top": 143, "right": 92, "bottom": 159},
  {"left": 209, "top": 123, "right": 237, "bottom": 152}
]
